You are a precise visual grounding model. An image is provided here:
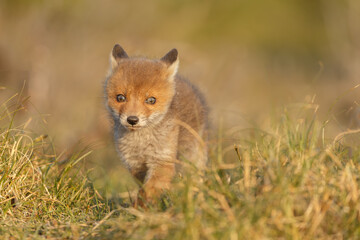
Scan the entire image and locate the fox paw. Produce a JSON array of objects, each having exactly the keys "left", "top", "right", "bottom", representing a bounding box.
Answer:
[{"left": 134, "top": 185, "right": 161, "bottom": 209}]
